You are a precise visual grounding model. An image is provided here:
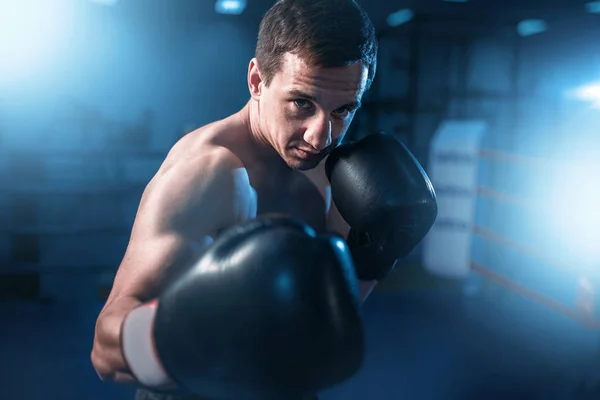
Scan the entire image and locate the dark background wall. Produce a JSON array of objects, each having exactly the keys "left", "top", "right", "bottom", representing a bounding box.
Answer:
[{"left": 3, "top": 0, "right": 598, "bottom": 300}]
